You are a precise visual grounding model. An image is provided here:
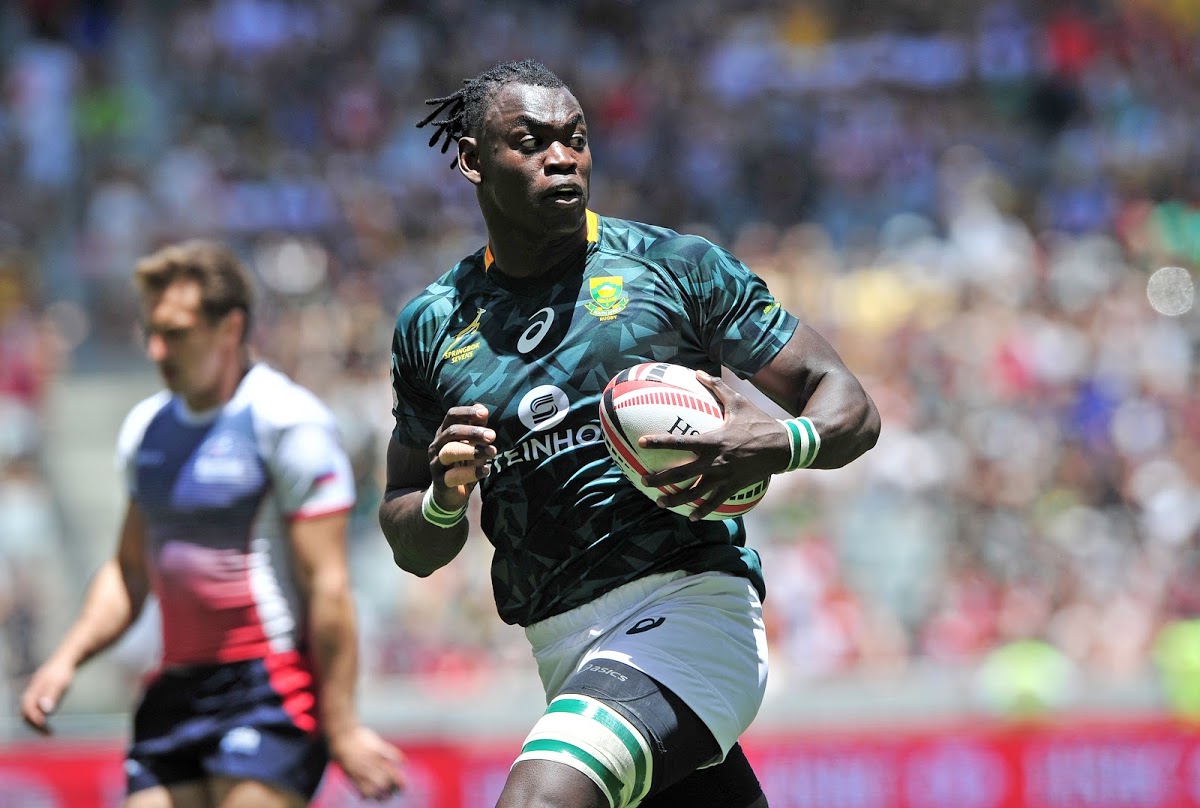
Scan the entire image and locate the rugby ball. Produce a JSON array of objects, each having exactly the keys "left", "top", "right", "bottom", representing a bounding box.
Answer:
[{"left": 599, "top": 362, "right": 769, "bottom": 520}]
